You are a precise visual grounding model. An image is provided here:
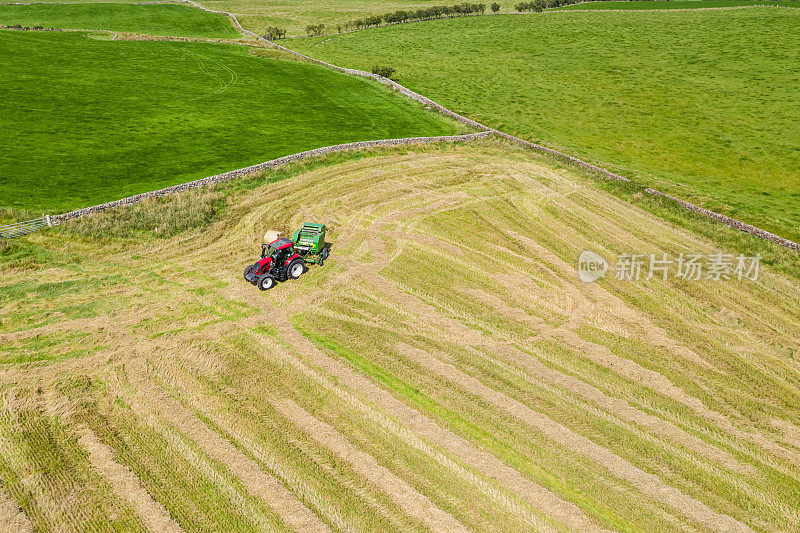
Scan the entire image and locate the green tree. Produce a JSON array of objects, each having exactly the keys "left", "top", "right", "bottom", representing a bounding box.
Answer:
[
  {"left": 305, "top": 24, "right": 325, "bottom": 36},
  {"left": 264, "top": 27, "right": 286, "bottom": 40},
  {"left": 371, "top": 65, "right": 396, "bottom": 79}
]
